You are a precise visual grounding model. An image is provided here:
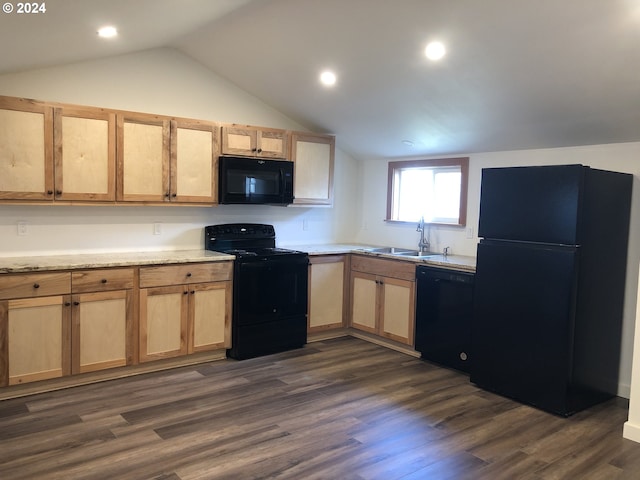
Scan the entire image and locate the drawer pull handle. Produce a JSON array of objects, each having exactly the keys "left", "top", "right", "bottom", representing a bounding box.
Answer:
[
  {"left": 101, "top": 279, "right": 108, "bottom": 284},
  {"left": 33, "top": 283, "right": 40, "bottom": 289}
]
